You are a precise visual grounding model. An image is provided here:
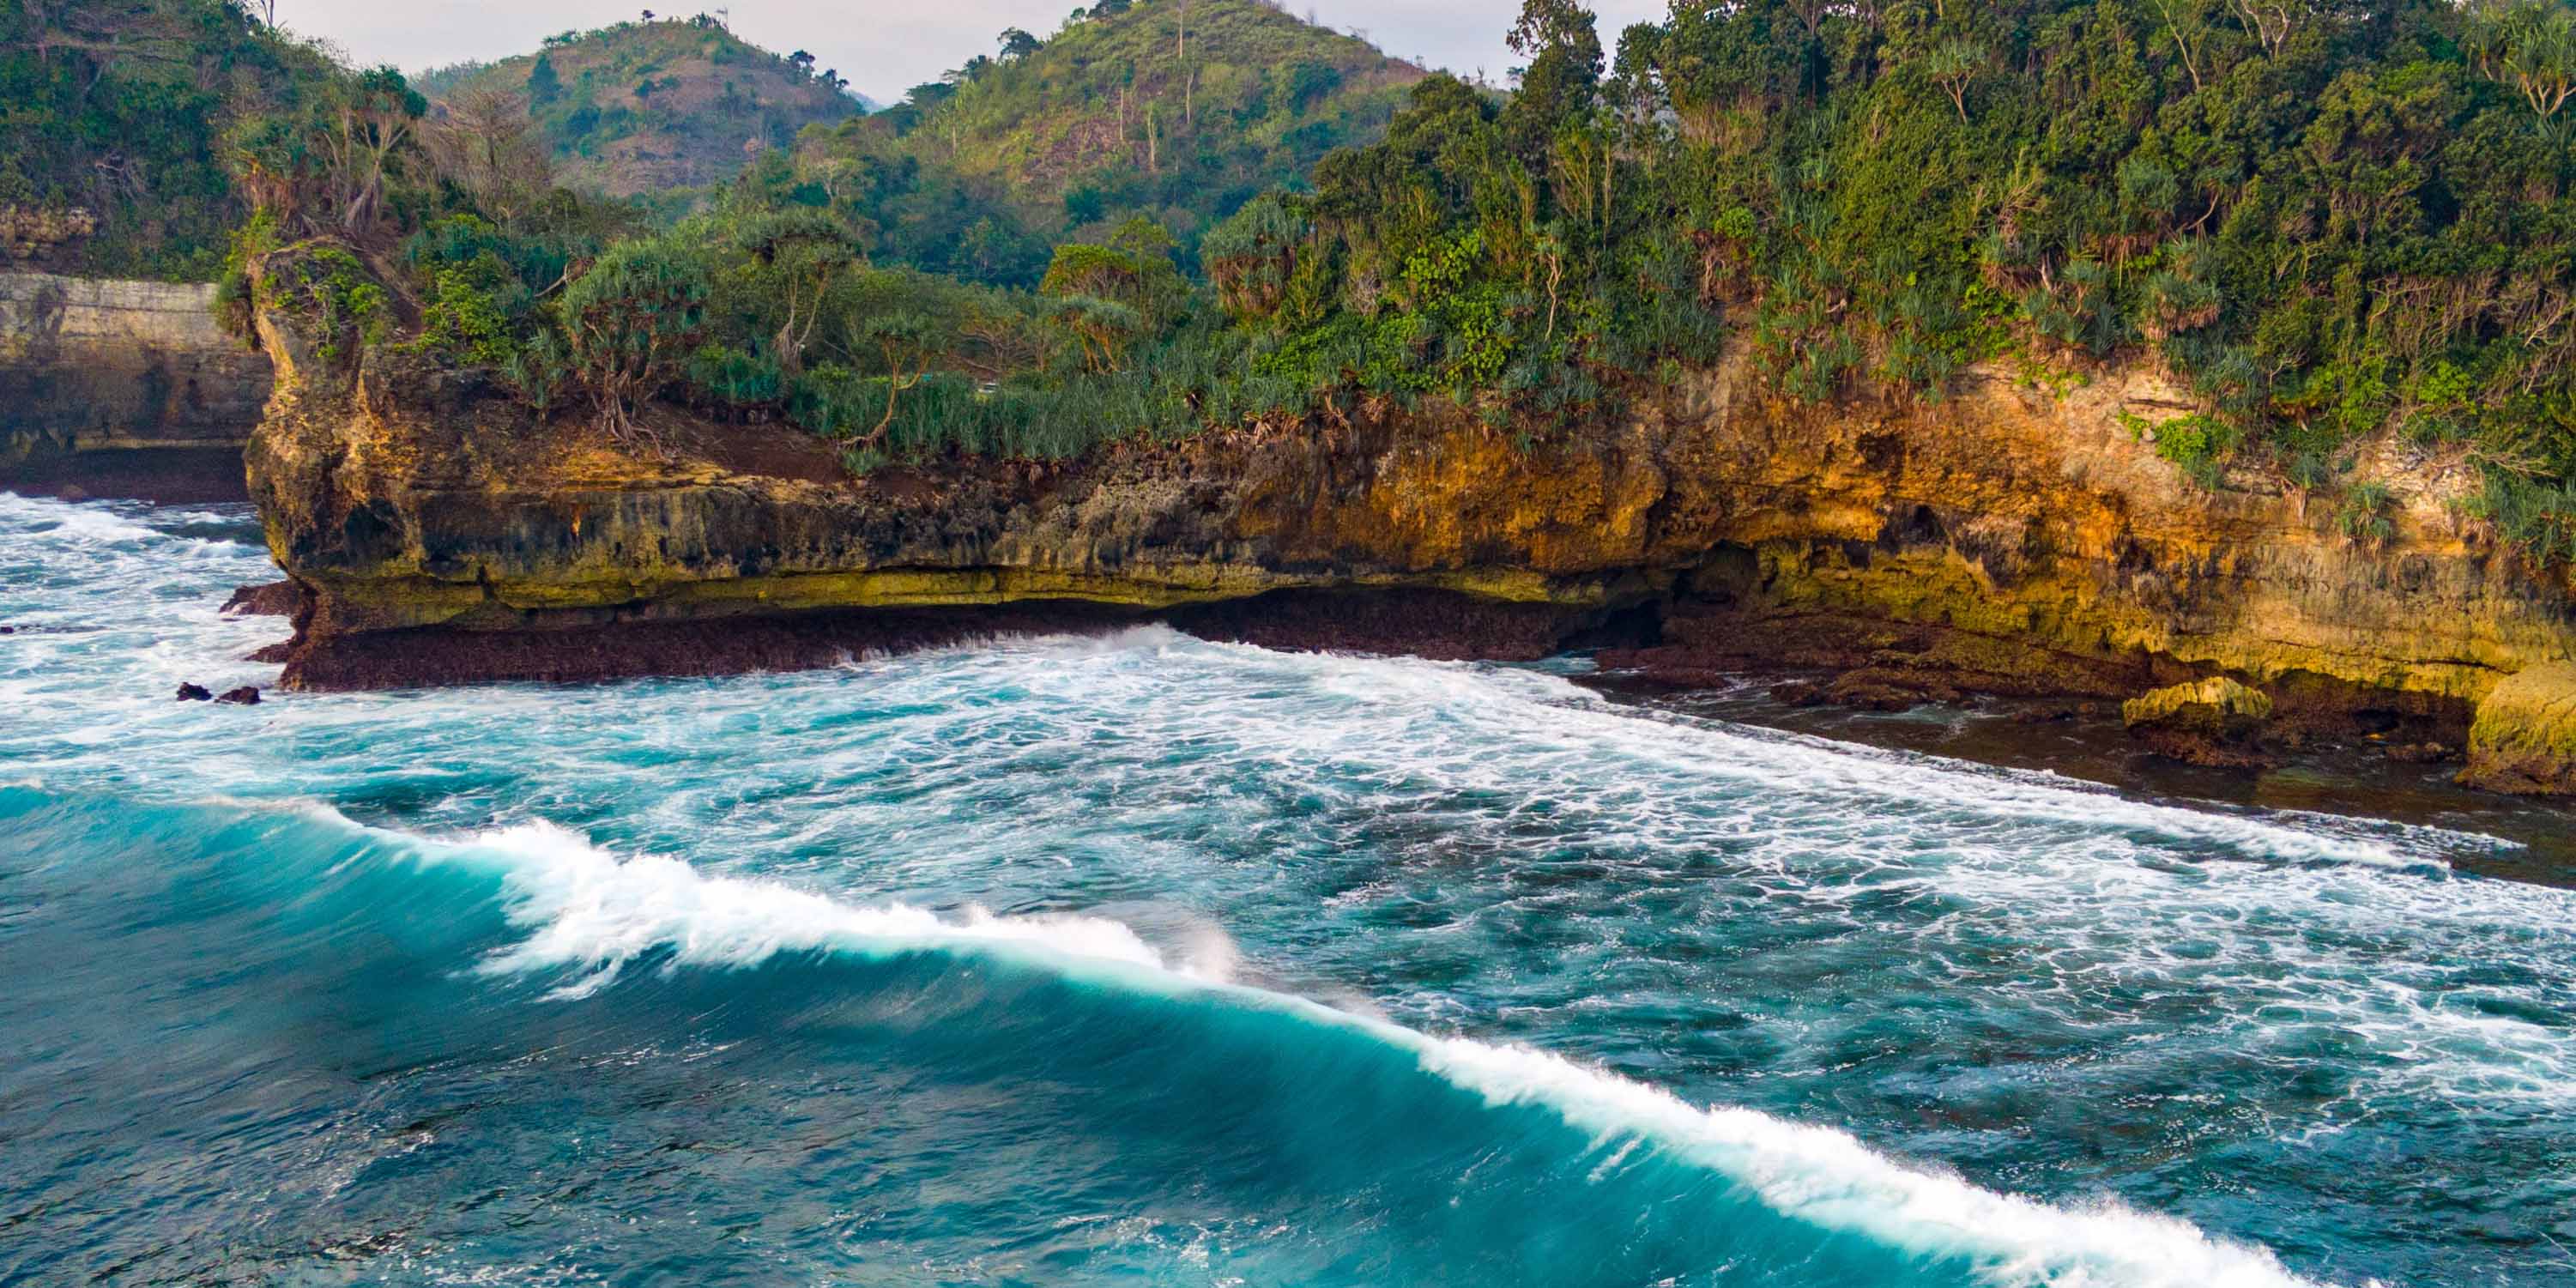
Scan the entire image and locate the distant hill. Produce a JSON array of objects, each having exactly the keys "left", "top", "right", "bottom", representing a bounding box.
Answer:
[
  {"left": 789, "top": 0, "right": 1424, "bottom": 283},
  {"left": 417, "top": 17, "right": 863, "bottom": 197}
]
